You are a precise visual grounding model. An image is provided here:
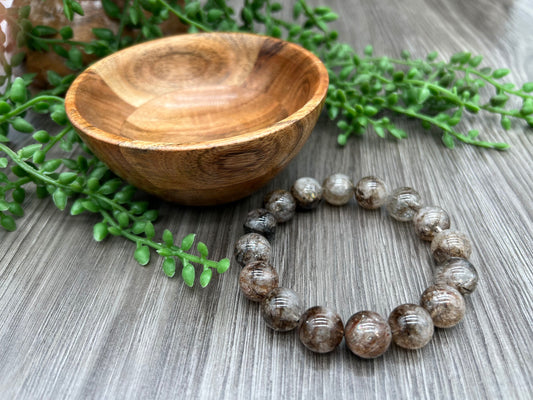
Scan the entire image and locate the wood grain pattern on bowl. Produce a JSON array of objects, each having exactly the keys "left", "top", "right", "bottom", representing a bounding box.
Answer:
[{"left": 65, "top": 32, "right": 329, "bottom": 205}]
